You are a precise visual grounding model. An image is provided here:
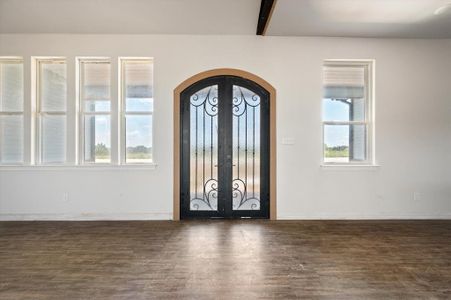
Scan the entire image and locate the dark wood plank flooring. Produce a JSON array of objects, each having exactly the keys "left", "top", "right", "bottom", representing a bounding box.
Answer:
[{"left": 1, "top": 220, "right": 451, "bottom": 299}]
